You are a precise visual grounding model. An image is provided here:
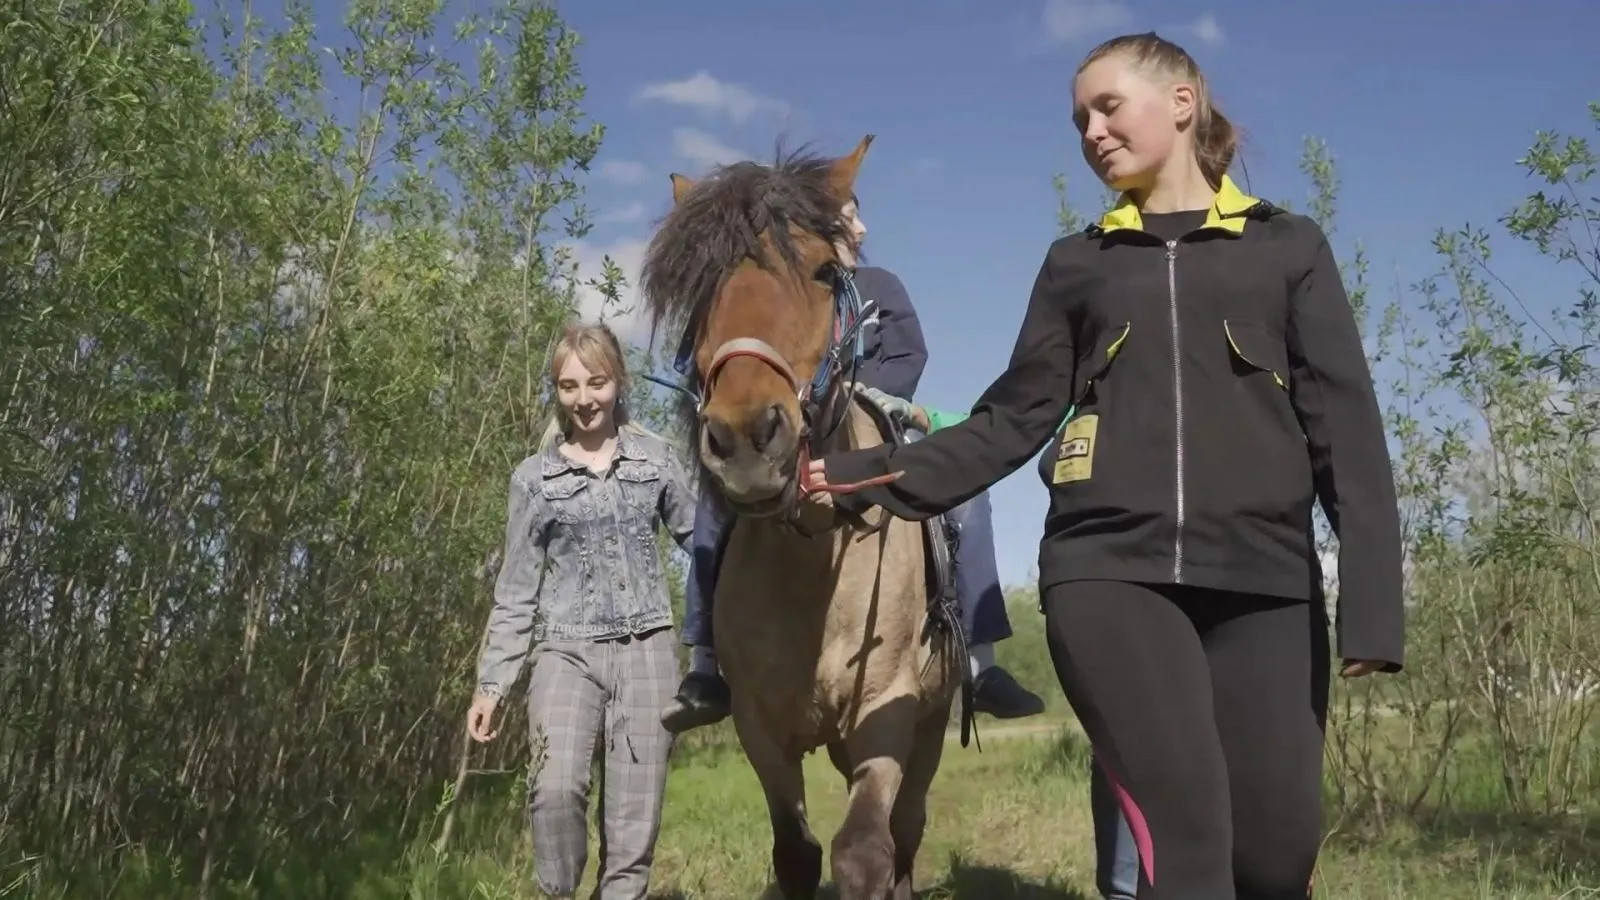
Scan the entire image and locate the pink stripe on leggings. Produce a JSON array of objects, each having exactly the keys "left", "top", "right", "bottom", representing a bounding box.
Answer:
[{"left": 1096, "top": 754, "right": 1155, "bottom": 887}]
